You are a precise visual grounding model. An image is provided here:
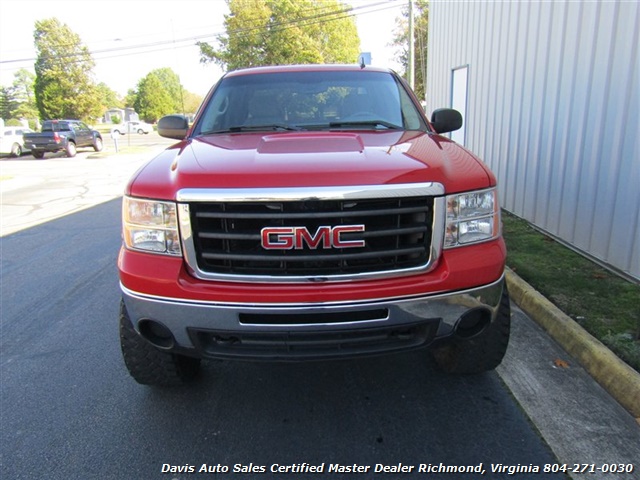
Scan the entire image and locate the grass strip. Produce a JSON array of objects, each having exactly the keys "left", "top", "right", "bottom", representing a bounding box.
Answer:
[{"left": 502, "top": 211, "right": 640, "bottom": 372}]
